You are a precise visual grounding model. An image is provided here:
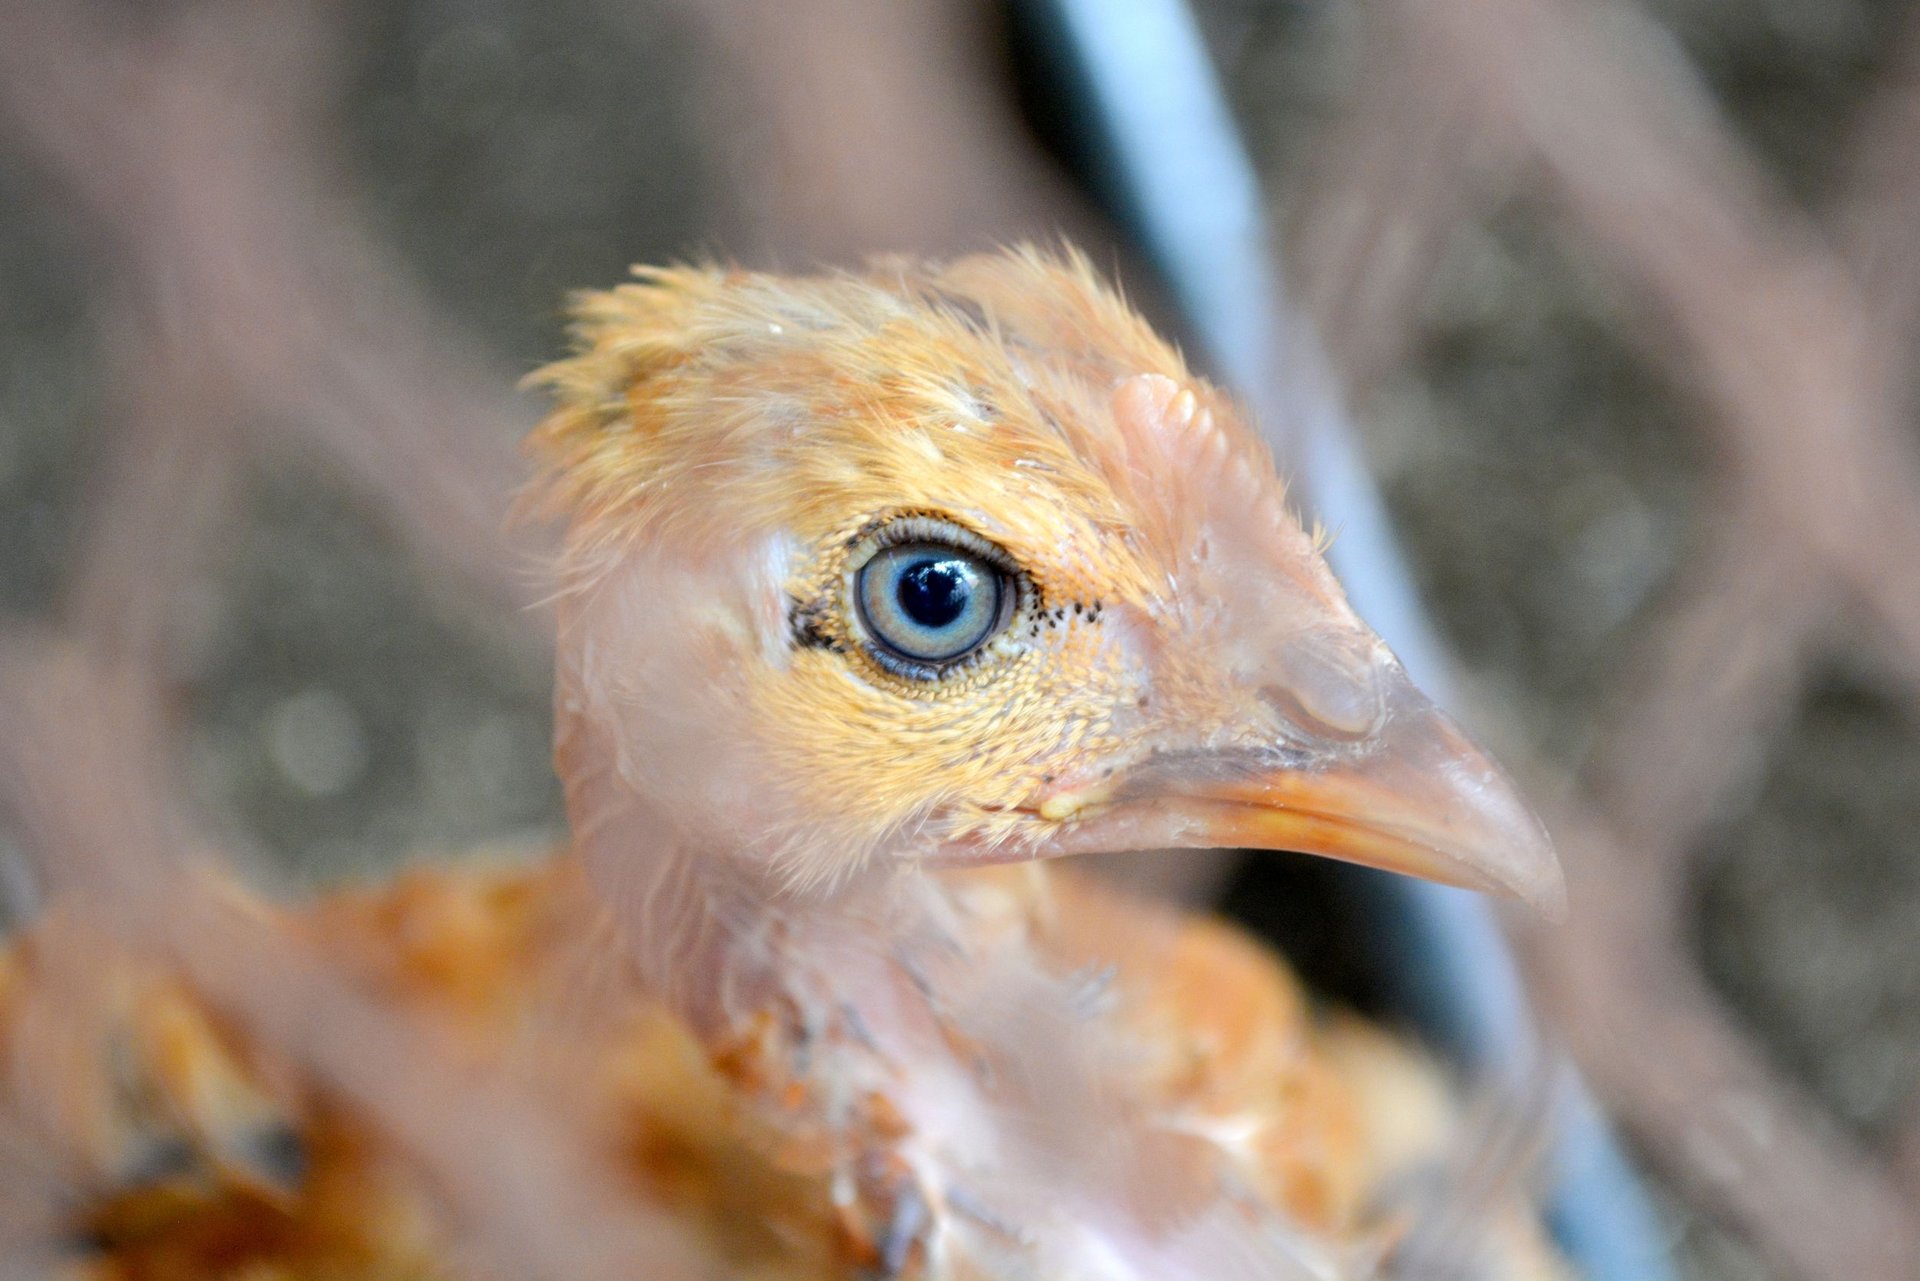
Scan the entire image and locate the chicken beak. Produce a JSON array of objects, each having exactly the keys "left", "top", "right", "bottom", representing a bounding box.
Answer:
[
  {"left": 1035, "top": 670, "right": 1565, "bottom": 917},
  {"left": 1167, "top": 683, "right": 1564, "bottom": 916}
]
